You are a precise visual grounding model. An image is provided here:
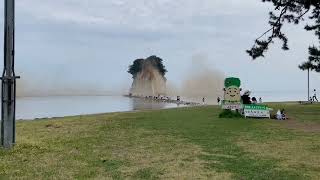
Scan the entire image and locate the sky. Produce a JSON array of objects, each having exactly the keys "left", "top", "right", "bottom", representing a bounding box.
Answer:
[{"left": 0, "top": 0, "right": 319, "bottom": 100}]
